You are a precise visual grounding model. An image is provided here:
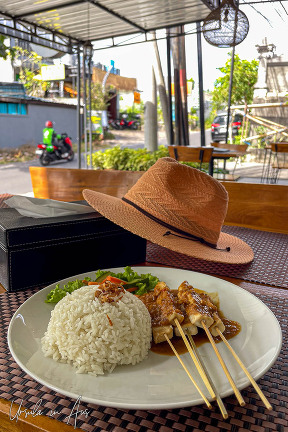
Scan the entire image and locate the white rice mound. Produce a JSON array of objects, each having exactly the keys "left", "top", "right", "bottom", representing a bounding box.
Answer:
[{"left": 41, "top": 285, "right": 152, "bottom": 376}]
